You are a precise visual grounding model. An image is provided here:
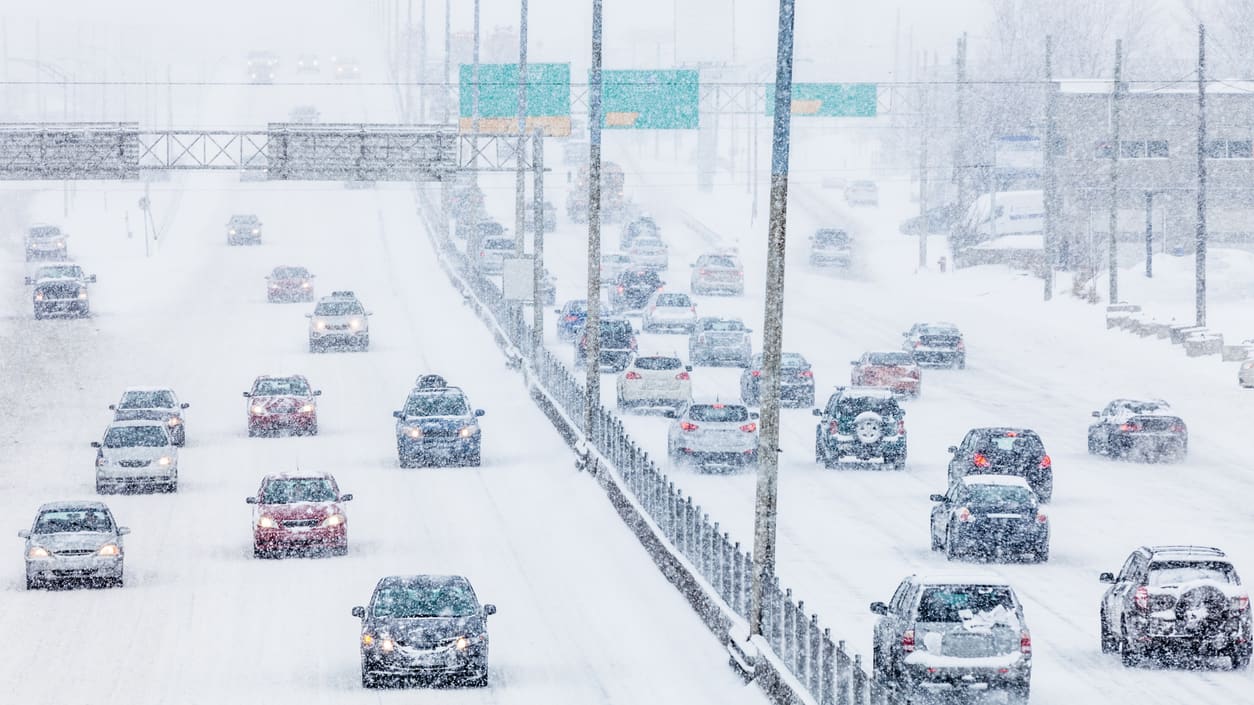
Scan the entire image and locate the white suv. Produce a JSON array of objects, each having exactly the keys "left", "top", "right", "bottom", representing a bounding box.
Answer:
[
  {"left": 616, "top": 355, "right": 692, "bottom": 415},
  {"left": 307, "top": 291, "right": 371, "bottom": 352}
]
